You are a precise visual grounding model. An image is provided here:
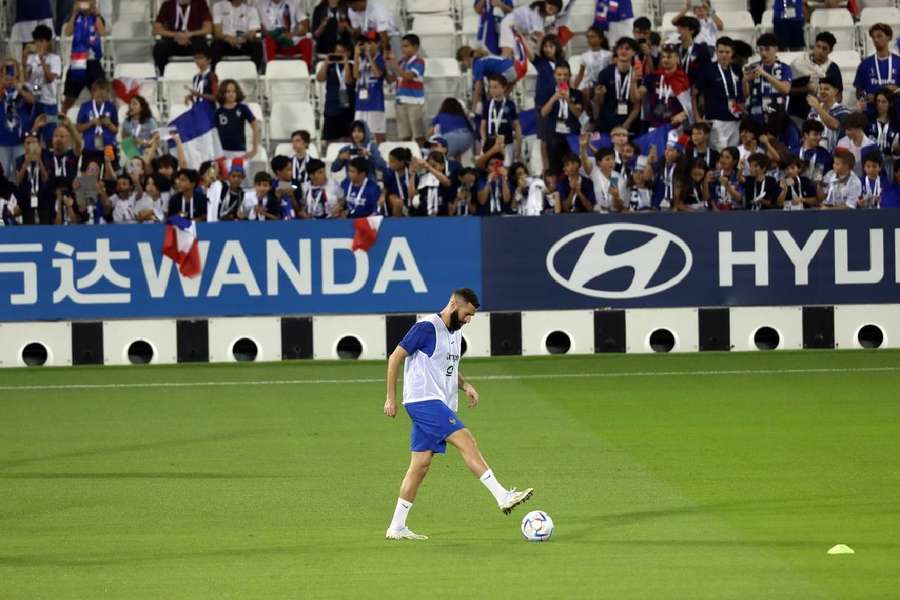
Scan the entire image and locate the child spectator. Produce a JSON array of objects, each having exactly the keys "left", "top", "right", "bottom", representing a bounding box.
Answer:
[
  {"left": 304, "top": 159, "right": 340, "bottom": 218},
  {"left": 675, "top": 157, "right": 712, "bottom": 211},
  {"left": 712, "top": 146, "right": 743, "bottom": 210},
  {"left": 167, "top": 168, "right": 208, "bottom": 220},
  {"left": 75, "top": 80, "right": 118, "bottom": 157},
  {"left": 450, "top": 166, "right": 478, "bottom": 216},
  {"left": 476, "top": 154, "right": 511, "bottom": 215},
  {"left": 317, "top": 39, "right": 355, "bottom": 144},
  {"left": 121, "top": 96, "right": 159, "bottom": 156},
  {"left": 743, "top": 33, "right": 792, "bottom": 137},
  {"left": 532, "top": 34, "right": 565, "bottom": 168},
  {"left": 820, "top": 149, "right": 861, "bottom": 209},
  {"left": 673, "top": 15, "right": 710, "bottom": 84},
  {"left": 672, "top": 0, "right": 721, "bottom": 47},
  {"left": 860, "top": 151, "right": 887, "bottom": 208},
  {"left": 430, "top": 98, "right": 475, "bottom": 160},
  {"left": 110, "top": 174, "right": 139, "bottom": 223},
  {"left": 240, "top": 172, "right": 276, "bottom": 219},
  {"left": 26, "top": 25, "right": 62, "bottom": 145},
  {"left": 413, "top": 151, "right": 453, "bottom": 216},
  {"left": 793, "top": 120, "right": 832, "bottom": 183},
  {"left": 387, "top": 34, "right": 427, "bottom": 146},
  {"left": 558, "top": 152, "right": 595, "bottom": 212},
  {"left": 581, "top": 145, "right": 625, "bottom": 212},
  {"left": 480, "top": 74, "right": 520, "bottom": 166},
  {"left": 686, "top": 122, "right": 718, "bottom": 168},
  {"left": 836, "top": 112, "right": 877, "bottom": 178},
  {"left": 186, "top": 48, "right": 218, "bottom": 106},
  {"left": 652, "top": 135, "right": 684, "bottom": 210},
  {"left": 13, "top": 132, "right": 46, "bottom": 224},
  {"left": 215, "top": 79, "right": 260, "bottom": 162},
  {"left": 806, "top": 77, "right": 850, "bottom": 153},
  {"left": 135, "top": 174, "right": 166, "bottom": 223},
  {"left": 338, "top": 156, "right": 381, "bottom": 217},
  {"left": 384, "top": 146, "right": 415, "bottom": 216},
  {"left": 743, "top": 153, "right": 779, "bottom": 210},
  {"left": 331, "top": 120, "right": 385, "bottom": 180},
  {"left": 573, "top": 26, "right": 612, "bottom": 97},
  {"left": 625, "top": 155, "right": 654, "bottom": 211},
  {"left": 289, "top": 130, "right": 314, "bottom": 190},
  {"left": 216, "top": 163, "right": 247, "bottom": 220},
  {"left": 867, "top": 88, "right": 899, "bottom": 176},
  {"left": 353, "top": 36, "right": 387, "bottom": 143},
  {"left": 778, "top": 155, "right": 817, "bottom": 210},
  {"left": 270, "top": 155, "right": 305, "bottom": 218},
  {"left": 62, "top": 0, "right": 105, "bottom": 113}
]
